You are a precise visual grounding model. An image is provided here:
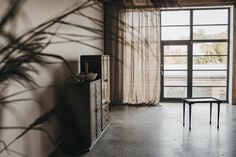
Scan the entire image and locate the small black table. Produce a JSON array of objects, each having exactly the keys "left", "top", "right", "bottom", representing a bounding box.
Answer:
[{"left": 182, "top": 97, "right": 222, "bottom": 131}]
